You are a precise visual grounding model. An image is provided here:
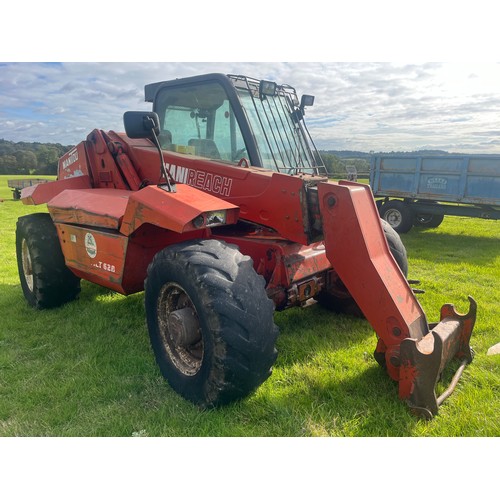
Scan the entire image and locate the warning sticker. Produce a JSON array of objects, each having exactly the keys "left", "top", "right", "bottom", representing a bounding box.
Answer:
[{"left": 85, "top": 232, "right": 97, "bottom": 258}]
